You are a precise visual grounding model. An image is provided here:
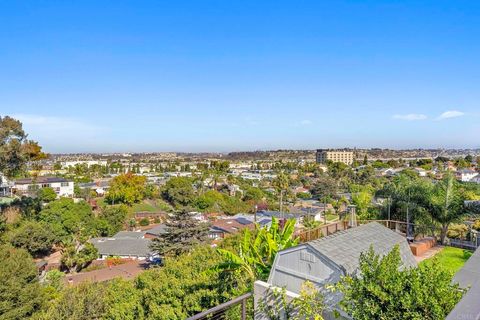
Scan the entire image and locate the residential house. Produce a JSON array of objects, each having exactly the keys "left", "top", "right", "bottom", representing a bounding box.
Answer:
[
  {"left": 14, "top": 176, "right": 74, "bottom": 197},
  {"left": 414, "top": 167, "right": 428, "bottom": 177},
  {"left": 469, "top": 174, "right": 480, "bottom": 184},
  {"left": 89, "top": 231, "right": 152, "bottom": 260},
  {"left": 144, "top": 224, "right": 168, "bottom": 239},
  {"left": 0, "top": 173, "right": 13, "bottom": 197},
  {"left": 209, "top": 218, "right": 255, "bottom": 240},
  {"left": 374, "top": 168, "right": 397, "bottom": 177},
  {"left": 78, "top": 179, "right": 111, "bottom": 196},
  {"left": 231, "top": 213, "right": 272, "bottom": 228},
  {"left": 255, "top": 222, "right": 416, "bottom": 319},
  {"left": 456, "top": 169, "right": 479, "bottom": 182}
]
